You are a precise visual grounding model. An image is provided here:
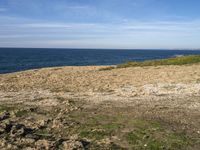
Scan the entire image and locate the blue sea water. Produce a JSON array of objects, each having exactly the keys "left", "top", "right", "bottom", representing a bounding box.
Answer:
[{"left": 0, "top": 48, "right": 200, "bottom": 74}]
